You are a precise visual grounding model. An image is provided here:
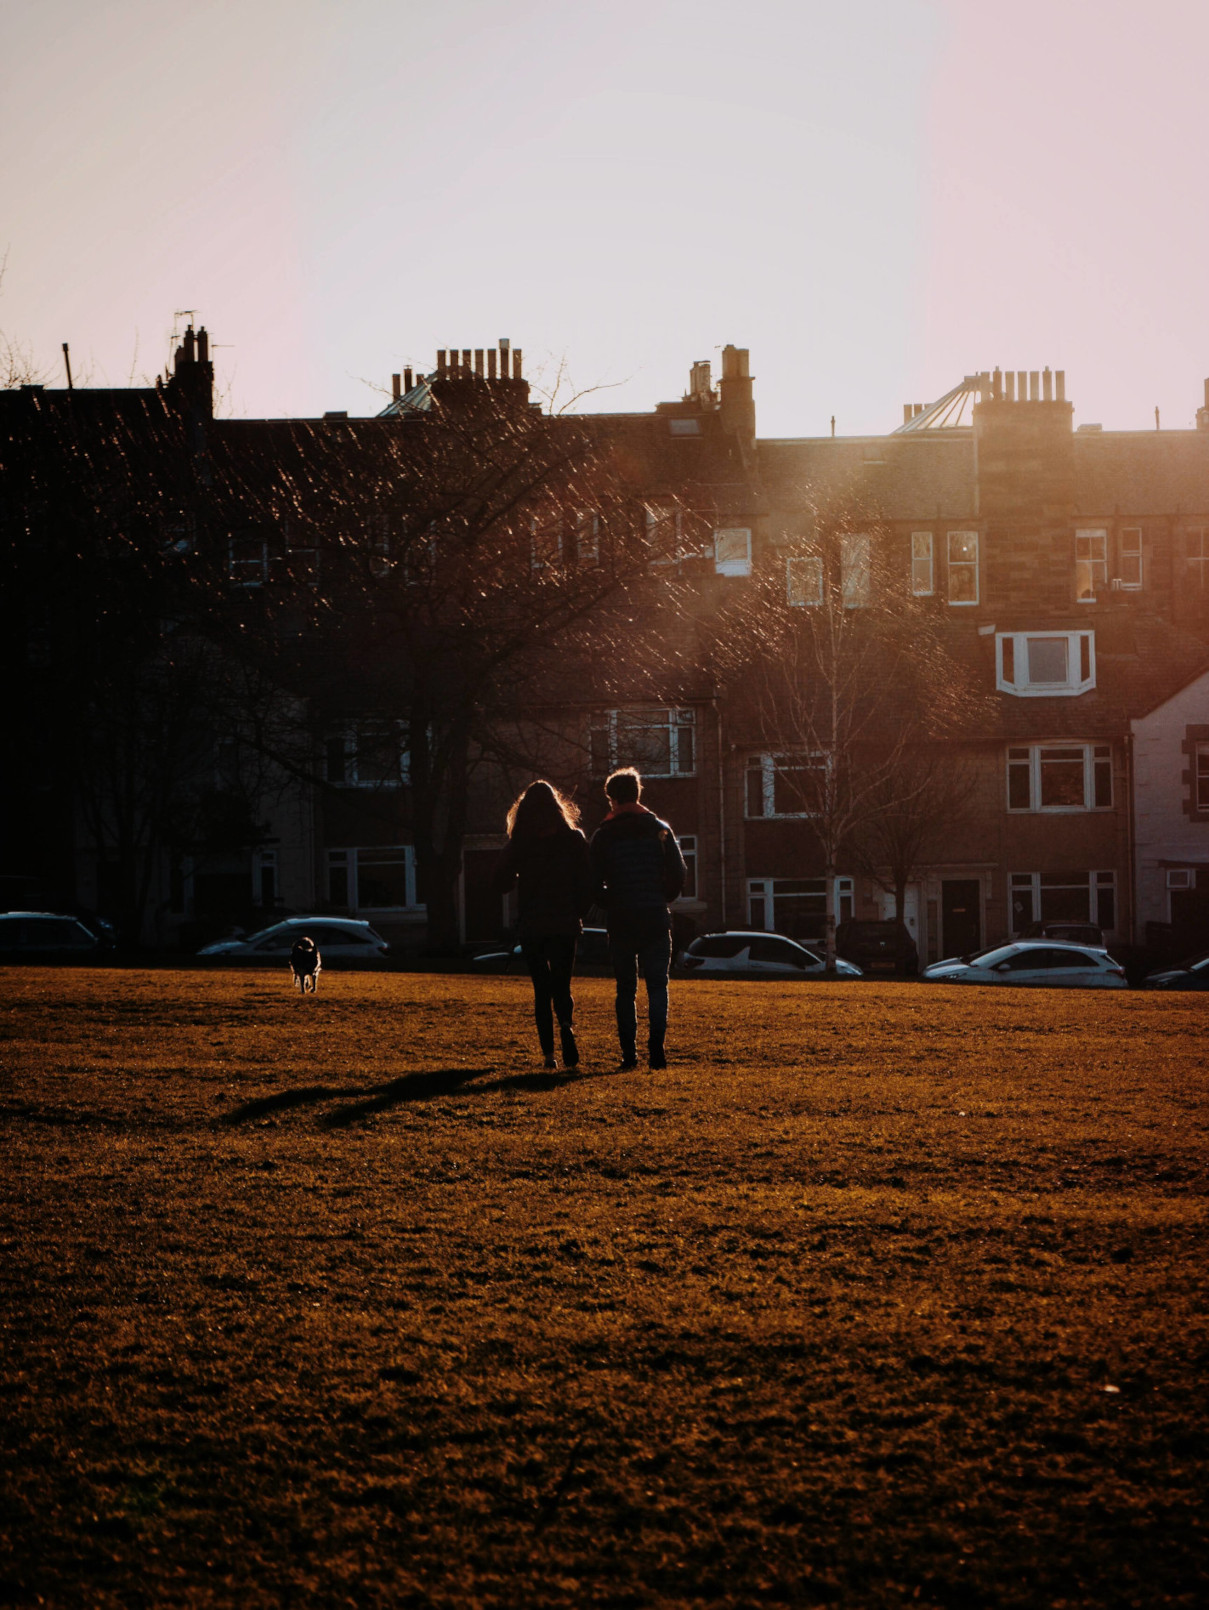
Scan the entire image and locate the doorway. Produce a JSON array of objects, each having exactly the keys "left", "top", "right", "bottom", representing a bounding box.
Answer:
[{"left": 941, "top": 879, "right": 981, "bottom": 958}]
